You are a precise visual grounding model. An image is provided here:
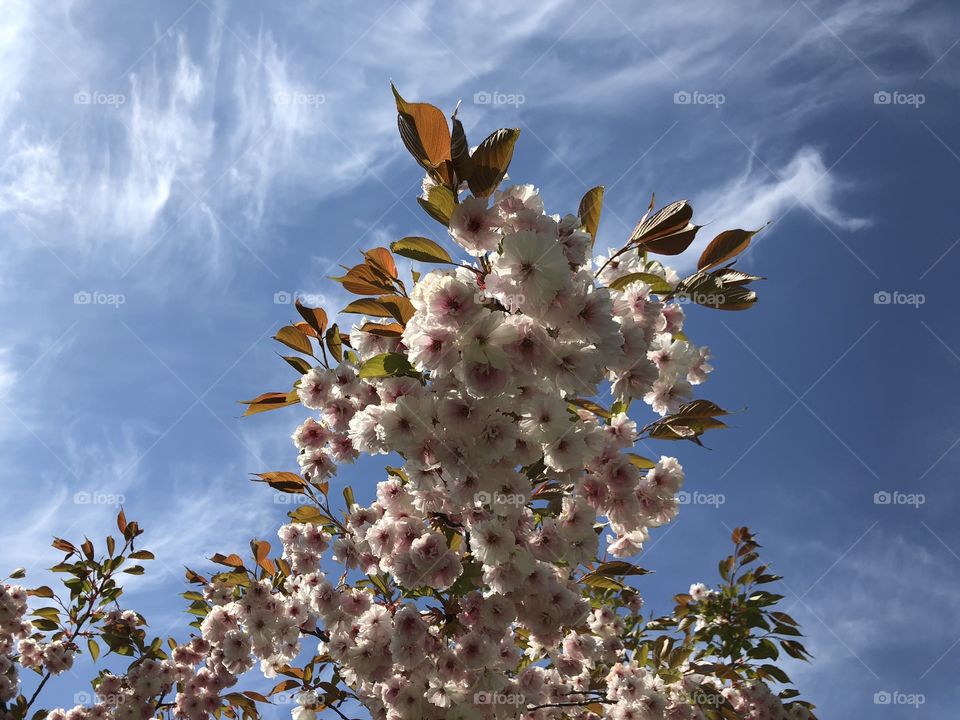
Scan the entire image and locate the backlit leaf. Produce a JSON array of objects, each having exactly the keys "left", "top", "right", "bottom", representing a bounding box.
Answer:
[
  {"left": 358, "top": 352, "right": 415, "bottom": 379},
  {"left": 630, "top": 200, "right": 693, "bottom": 246},
  {"left": 295, "top": 300, "right": 328, "bottom": 336},
  {"left": 578, "top": 186, "right": 604, "bottom": 247},
  {"left": 468, "top": 128, "right": 520, "bottom": 197},
  {"left": 608, "top": 272, "right": 673, "bottom": 293},
  {"left": 390, "top": 237, "right": 454, "bottom": 264},
  {"left": 417, "top": 184, "right": 457, "bottom": 225},
  {"left": 253, "top": 472, "right": 307, "bottom": 494},
  {"left": 698, "top": 226, "right": 767, "bottom": 271},
  {"left": 325, "top": 324, "right": 343, "bottom": 363},
  {"left": 392, "top": 84, "right": 452, "bottom": 184},
  {"left": 274, "top": 325, "right": 313, "bottom": 355},
  {"left": 240, "top": 390, "right": 299, "bottom": 417}
]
